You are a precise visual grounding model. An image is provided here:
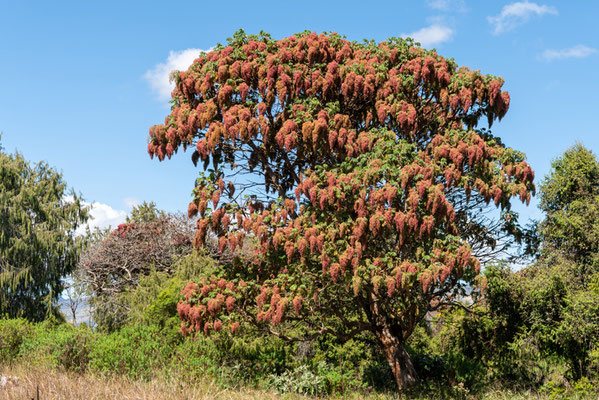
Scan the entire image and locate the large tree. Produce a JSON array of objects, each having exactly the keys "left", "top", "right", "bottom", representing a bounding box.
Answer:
[
  {"left": 0, "top": 140, "right": 88, "bottom": 321},
  {"left": 147, "top": 30, "right": 535, "bottom": 389}
]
